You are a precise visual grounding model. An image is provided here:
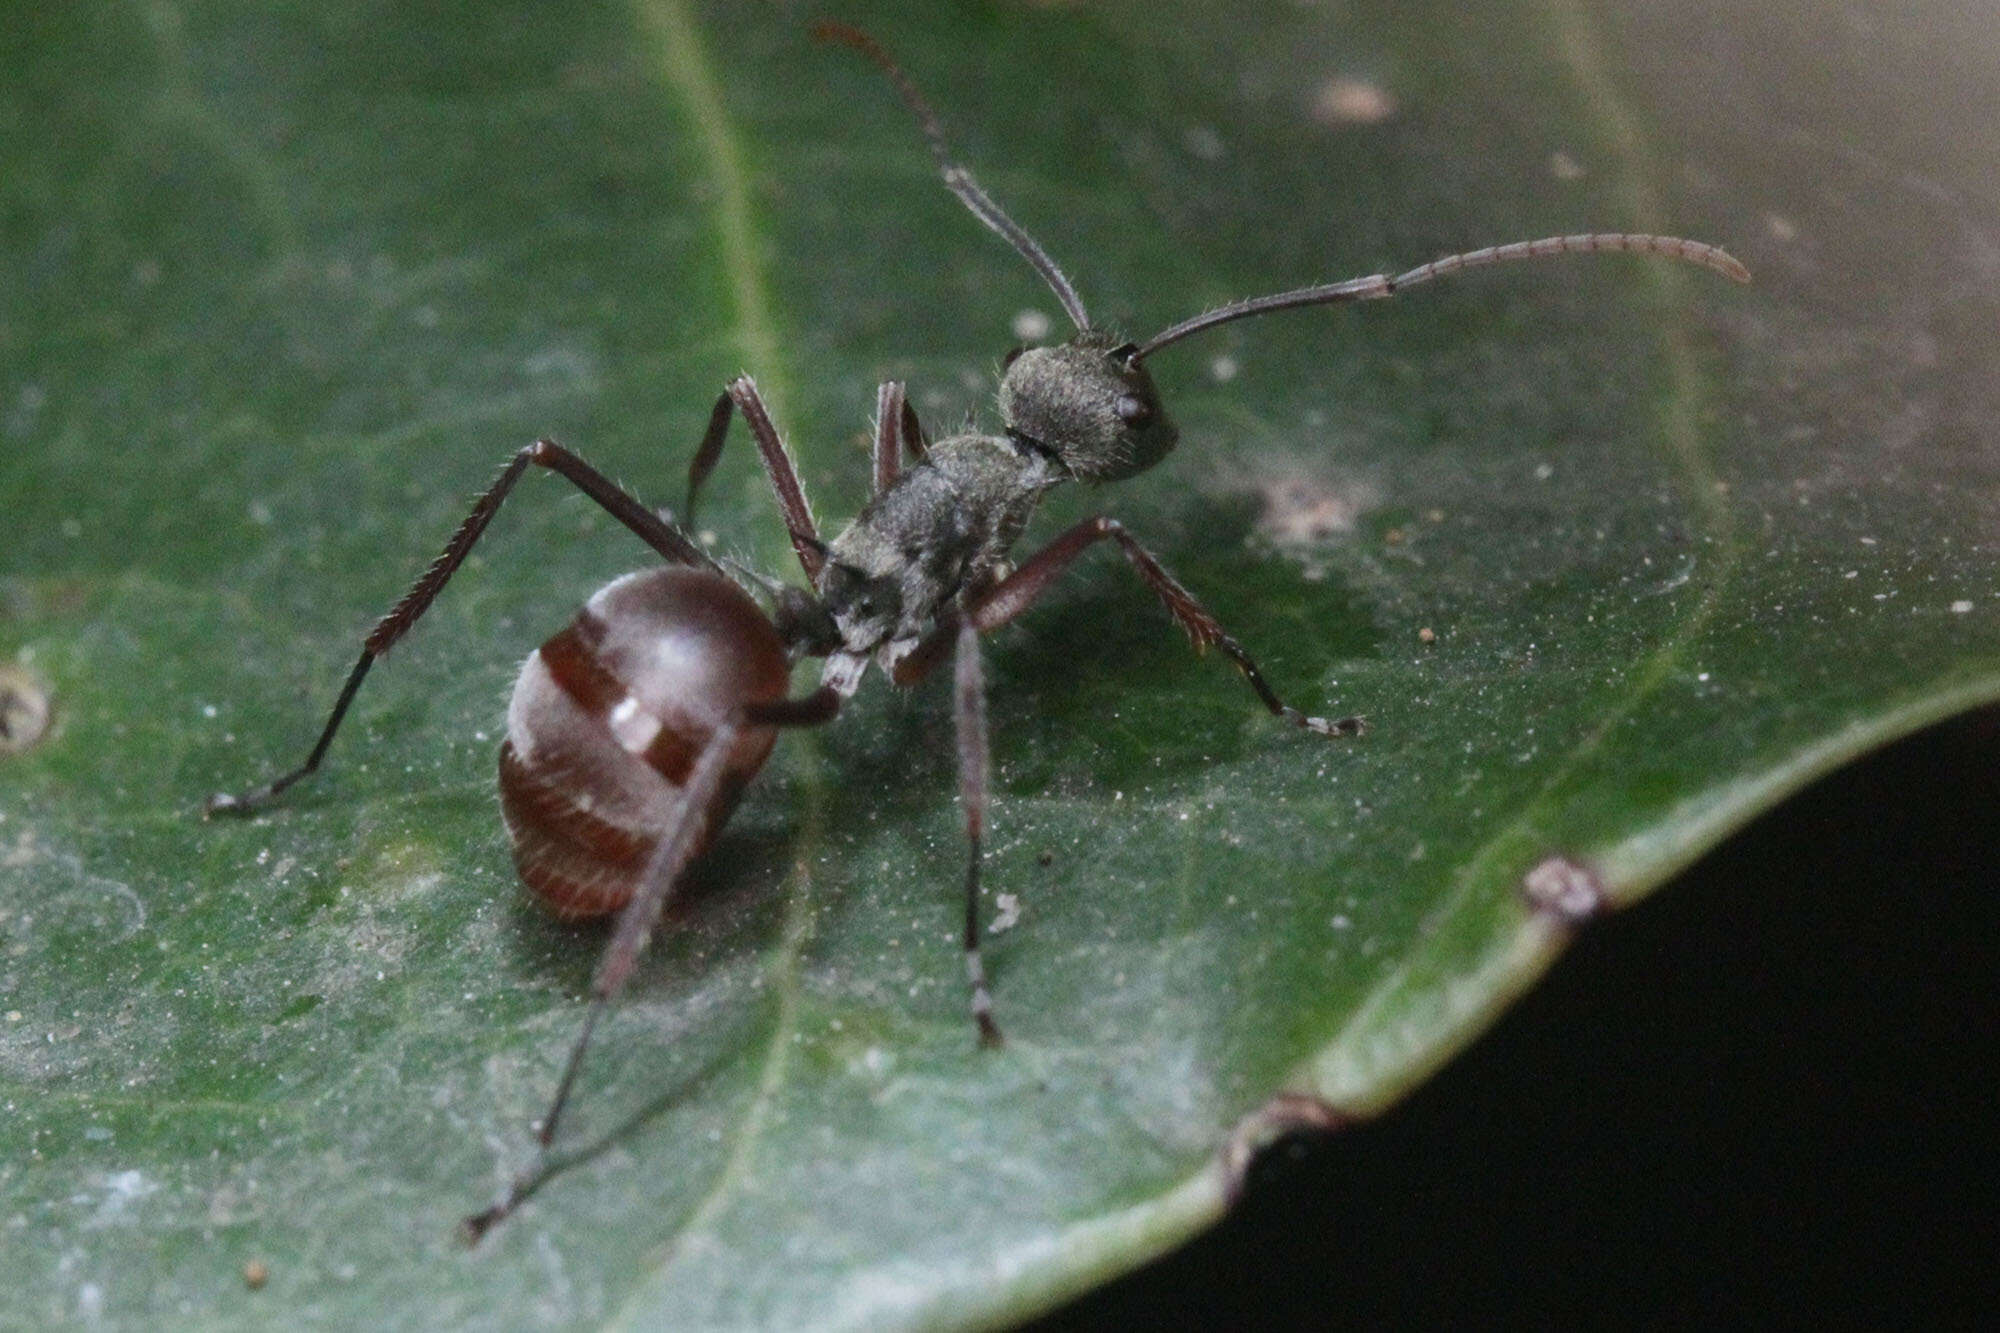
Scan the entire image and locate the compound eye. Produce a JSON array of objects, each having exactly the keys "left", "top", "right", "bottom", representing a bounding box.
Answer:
[{"left": 1114, "top": 393, "right": 1153, "bottom": 427}]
